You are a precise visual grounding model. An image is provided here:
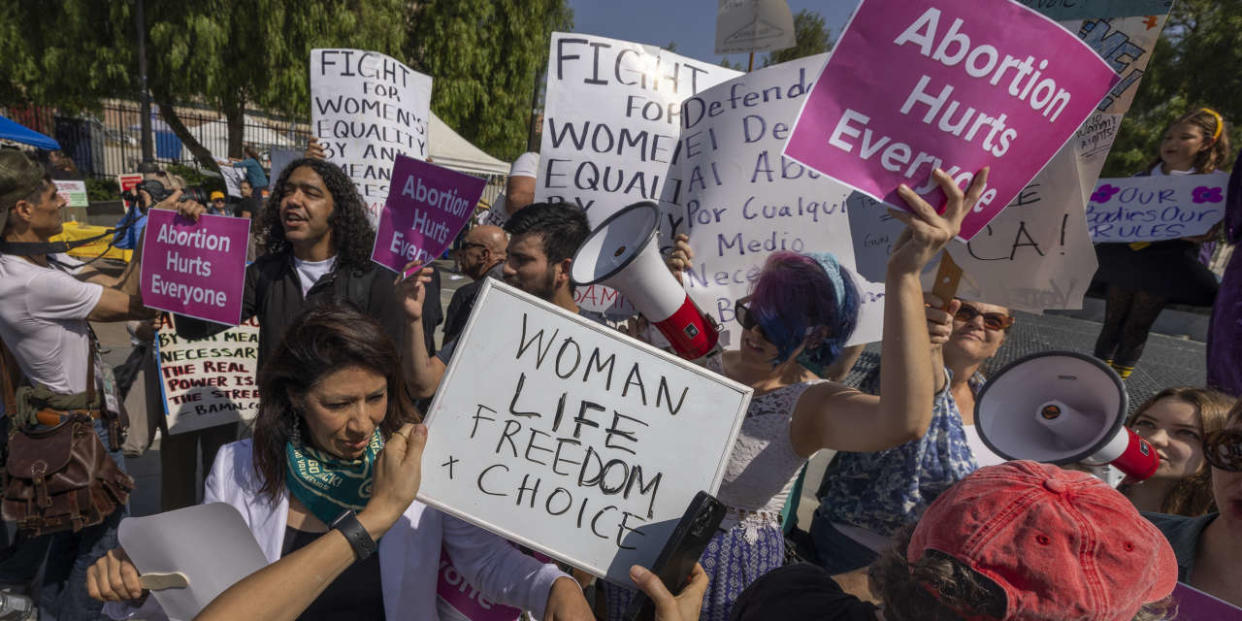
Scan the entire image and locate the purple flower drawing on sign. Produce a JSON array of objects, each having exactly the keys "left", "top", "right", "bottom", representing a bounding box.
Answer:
[
  {"left": 1091, "top": 184, "right": 1121, "bottom": 204},
  {"left": 1192, "top": 186, "right": 1223, "bottom": 204}
]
